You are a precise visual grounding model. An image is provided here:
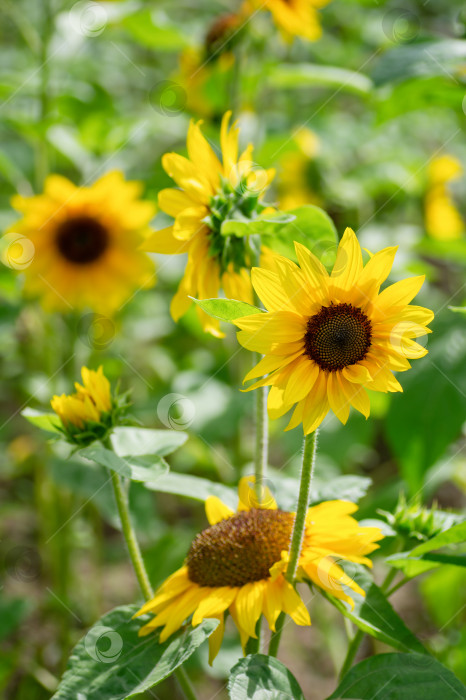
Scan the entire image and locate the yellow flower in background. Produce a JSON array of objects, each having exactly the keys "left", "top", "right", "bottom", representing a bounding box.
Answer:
[
  {"left": 142, "top": 112, "right": 274, "bottom": 337},
  {"left": 278, "top": 128, "right": 322, "bottom": 211},
  {"left": 51, "top": 366, "right": 111, "bottom": 430},
  {"left": 235, "top": 228, "right": 433, "bottom": 434},
  {"left": 176, "top": 48, "right": 235, "bottom": 119},
  {"left": 135, "top": 476, "right": 382, "bottom": 663},
  {"left": 243, "top": 0, "right": 329, "bottom": 41},
  {"left": 7, "top": 171, "right": 156, "bottom": 313},
  {"left": 425, "top": 155, "right": 464, "bottom": 240}
]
